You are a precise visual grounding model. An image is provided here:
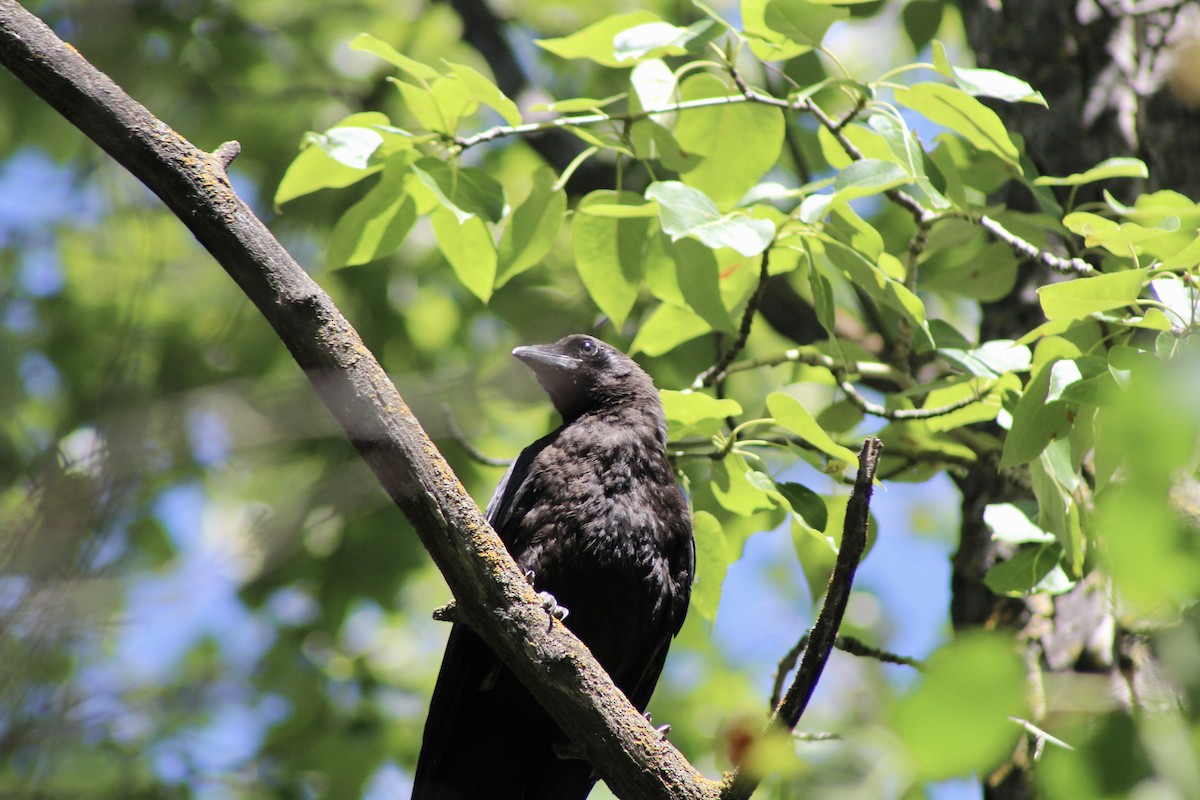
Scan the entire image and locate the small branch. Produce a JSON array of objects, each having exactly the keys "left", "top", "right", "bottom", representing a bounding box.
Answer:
[
  {"left": 695, "top": 249, "right": 772, "bottom": 389},
  {"left": 838, "top": 376, "right": 989, "bottom": 421},
  {"left": 690, "top": 344, "right": 912, "bottom": 392},
  {"left": 722, "top": 437, "right": 882, "bottom": 800},
  {"left": 453, "top": 91, "right": 793, "bottom": 151},
  {"left": 432, "top": 600, "right": 459, "bottom": 623},
  {"left": 833, "top": 633, "right": 925, "bottom": 669},
  {"left": 213, "top": 140, "right": 241, "bottom": 170},
  {"left": 770, "top": 632, "right": 923, "bottom": 709},
  {"left": 976, "top": 214, "right": 1096, "bottom": 276},
  {"left": 441, "top": 404, "right": 513, "bottom": 468}
]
